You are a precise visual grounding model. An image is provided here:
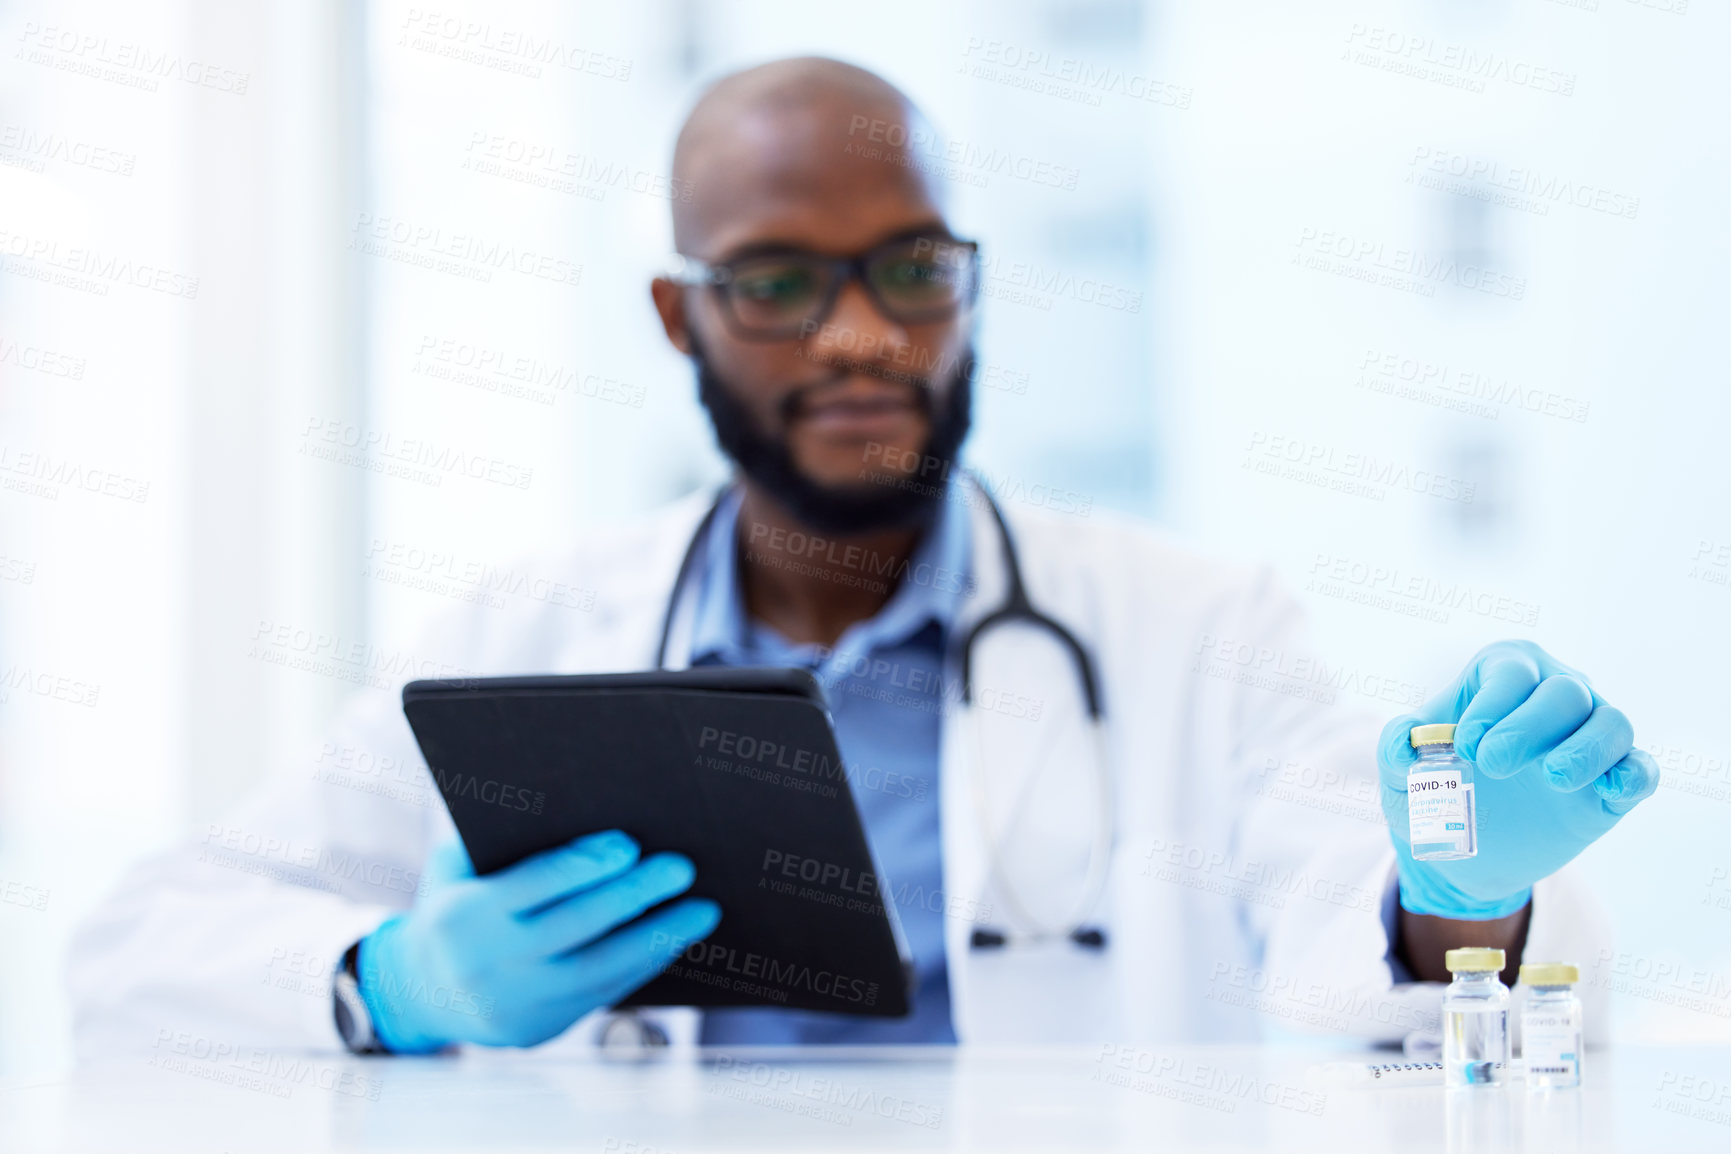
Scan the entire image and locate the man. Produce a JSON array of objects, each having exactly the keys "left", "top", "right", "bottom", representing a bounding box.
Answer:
[{"left": 70, "top": 58, "right": 1655, "bottom": 1055}]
